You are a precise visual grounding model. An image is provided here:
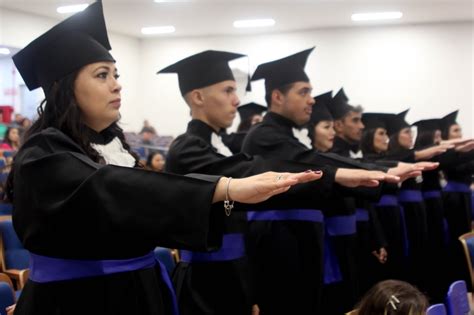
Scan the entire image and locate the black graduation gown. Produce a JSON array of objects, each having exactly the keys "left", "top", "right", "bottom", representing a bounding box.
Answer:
[
  {"left": 220, "top": 131, "right": 246, "bottom": 154},
  {"left": 443, "top": 155, "right": 474, "bottom": 289},
  {"left": 385, "top": 149, "right": 429, "bottom": 290},
  {"left": 242, "top": 113, "right": 385, "bottom": 314},
  {"left": 362, "top": 153, "right": 406, "bottom": 283},
  {"left": 166, "top": 119, "right": 338, "bottom": 315},
  {"left": 331, "top": 137, "right": 387, "bottom": 297},
  {"left": 11, "top": 127, "right": 227, "bottom": 315}
]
